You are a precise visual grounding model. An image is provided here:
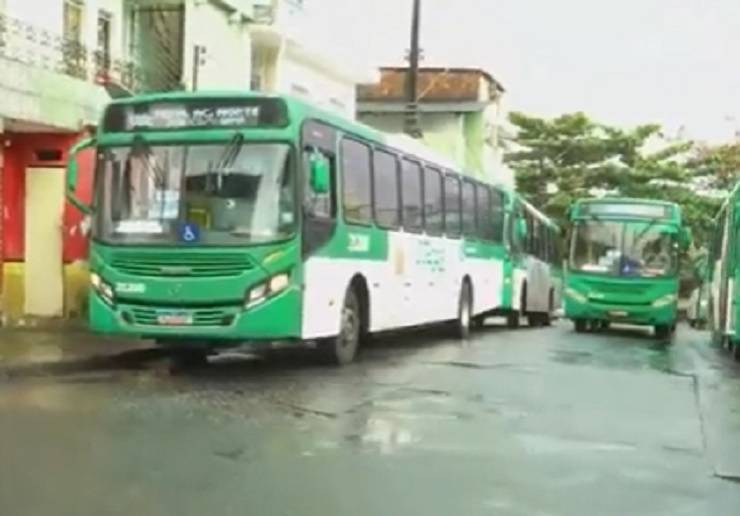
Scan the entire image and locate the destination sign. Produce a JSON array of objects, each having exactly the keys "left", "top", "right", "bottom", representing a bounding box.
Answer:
[
  {"left": 581, "top": 203, "right": 671, "bottom": 219},
  {"left": 102, "top": 98, "right": 289, "bottom": 132}
]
